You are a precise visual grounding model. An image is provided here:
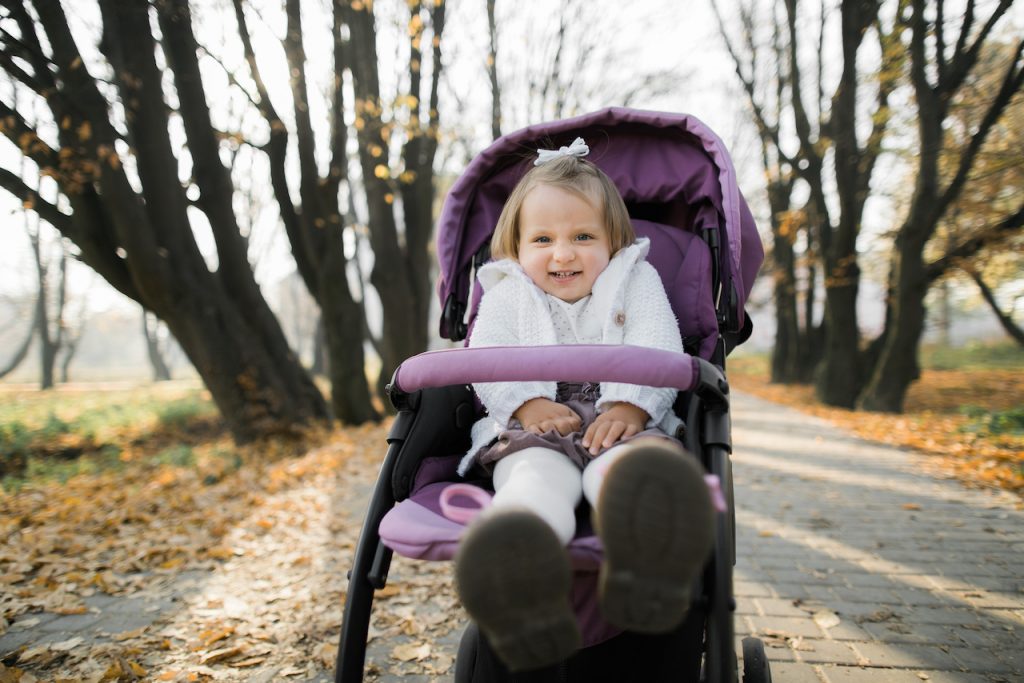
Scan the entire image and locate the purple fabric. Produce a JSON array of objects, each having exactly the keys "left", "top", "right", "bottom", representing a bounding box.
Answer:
[
  {"left": 411, "top": 455, "right": 460, "bottom": 493},
  {"left": 393, "top": 345, "right": 699, "bottom": 394},
  {"left": 435, "top": 107, "right": 765, "bottom": 341},
  {"left": 378, "top": 485, "right": 621, "bottom": 647},
  {"left": 380, "top": 482, "right": 604, "bottom": 568},
  {"left": 631, "top": 219, "right": 718, "bottom": 359}
]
